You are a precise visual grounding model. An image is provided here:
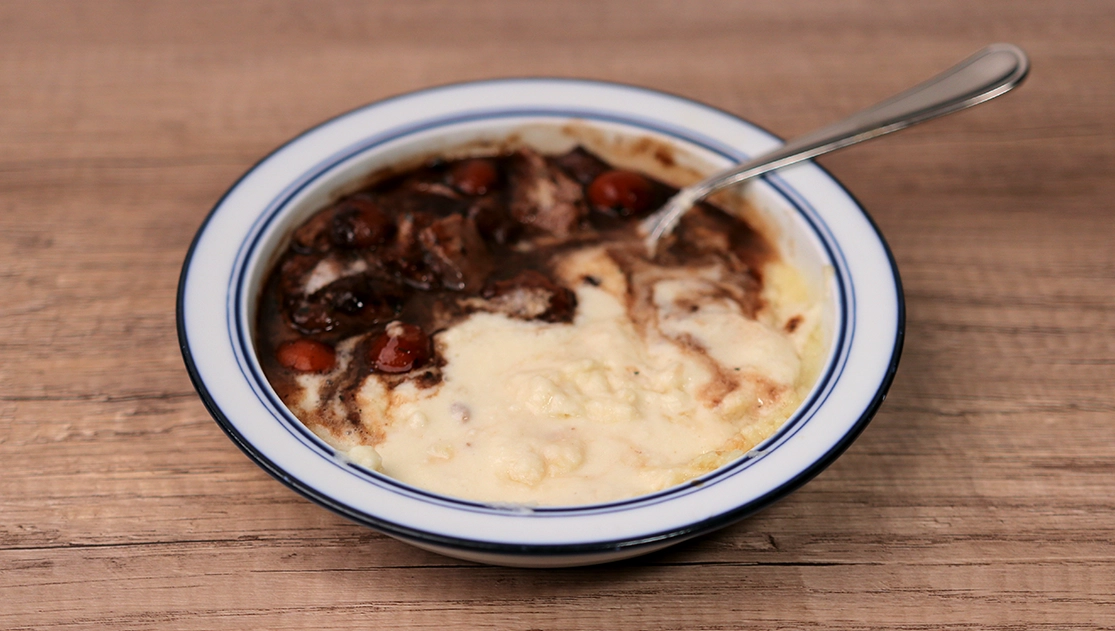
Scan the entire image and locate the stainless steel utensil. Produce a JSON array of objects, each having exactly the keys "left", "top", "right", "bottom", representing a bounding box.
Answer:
[{"left": 641, "top": 43, "right": 1029, "bottom": 253}]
